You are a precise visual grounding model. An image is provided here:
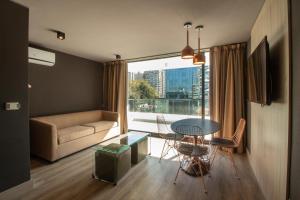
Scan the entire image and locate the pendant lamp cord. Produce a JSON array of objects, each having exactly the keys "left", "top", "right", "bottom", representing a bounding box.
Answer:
[
  {"left": 198, "top": 29, "right": 200, "bottom": 53},
  {"left": 186, "top": 27, "right": 189, "bottom": 46}
]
